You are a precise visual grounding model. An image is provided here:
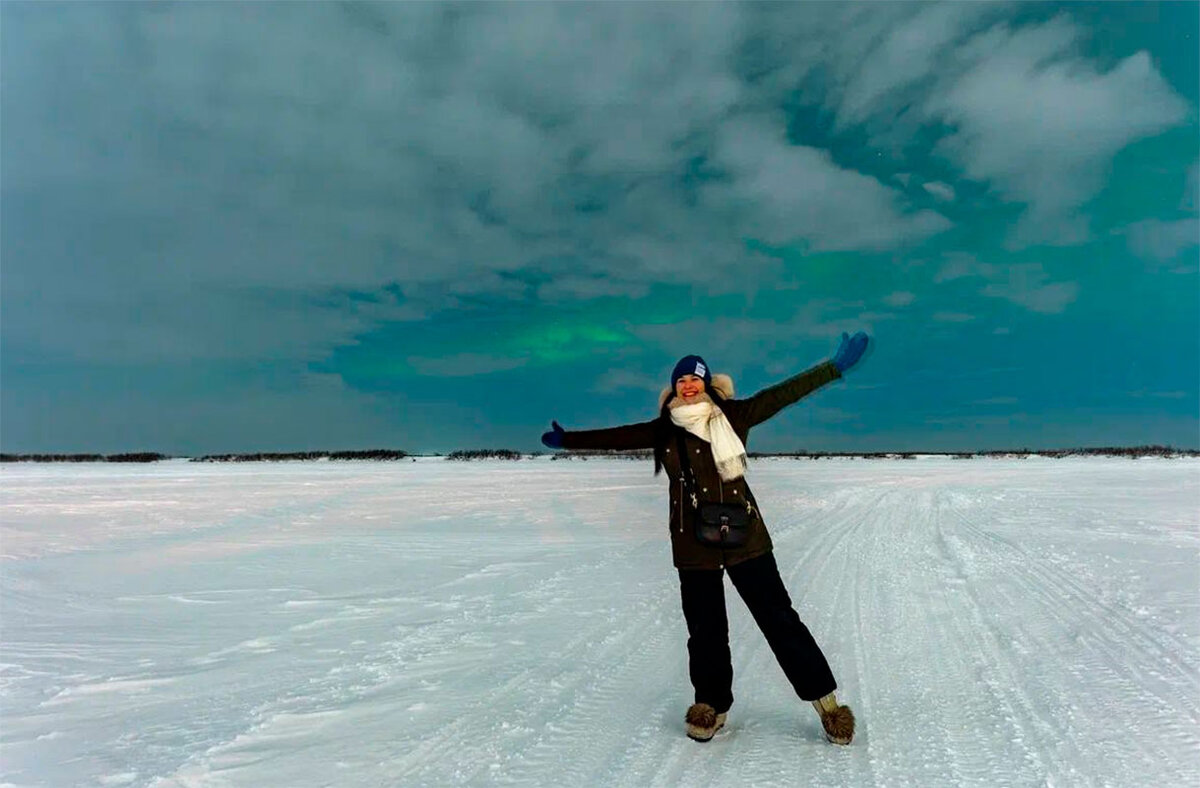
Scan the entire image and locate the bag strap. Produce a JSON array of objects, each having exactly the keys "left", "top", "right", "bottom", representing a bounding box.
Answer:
[
  {"left": 674, "top": 429, "right": 699, "bottom": 509},
  {"left": 676, "top": 428, "right": 746, "bottom": 516}
]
